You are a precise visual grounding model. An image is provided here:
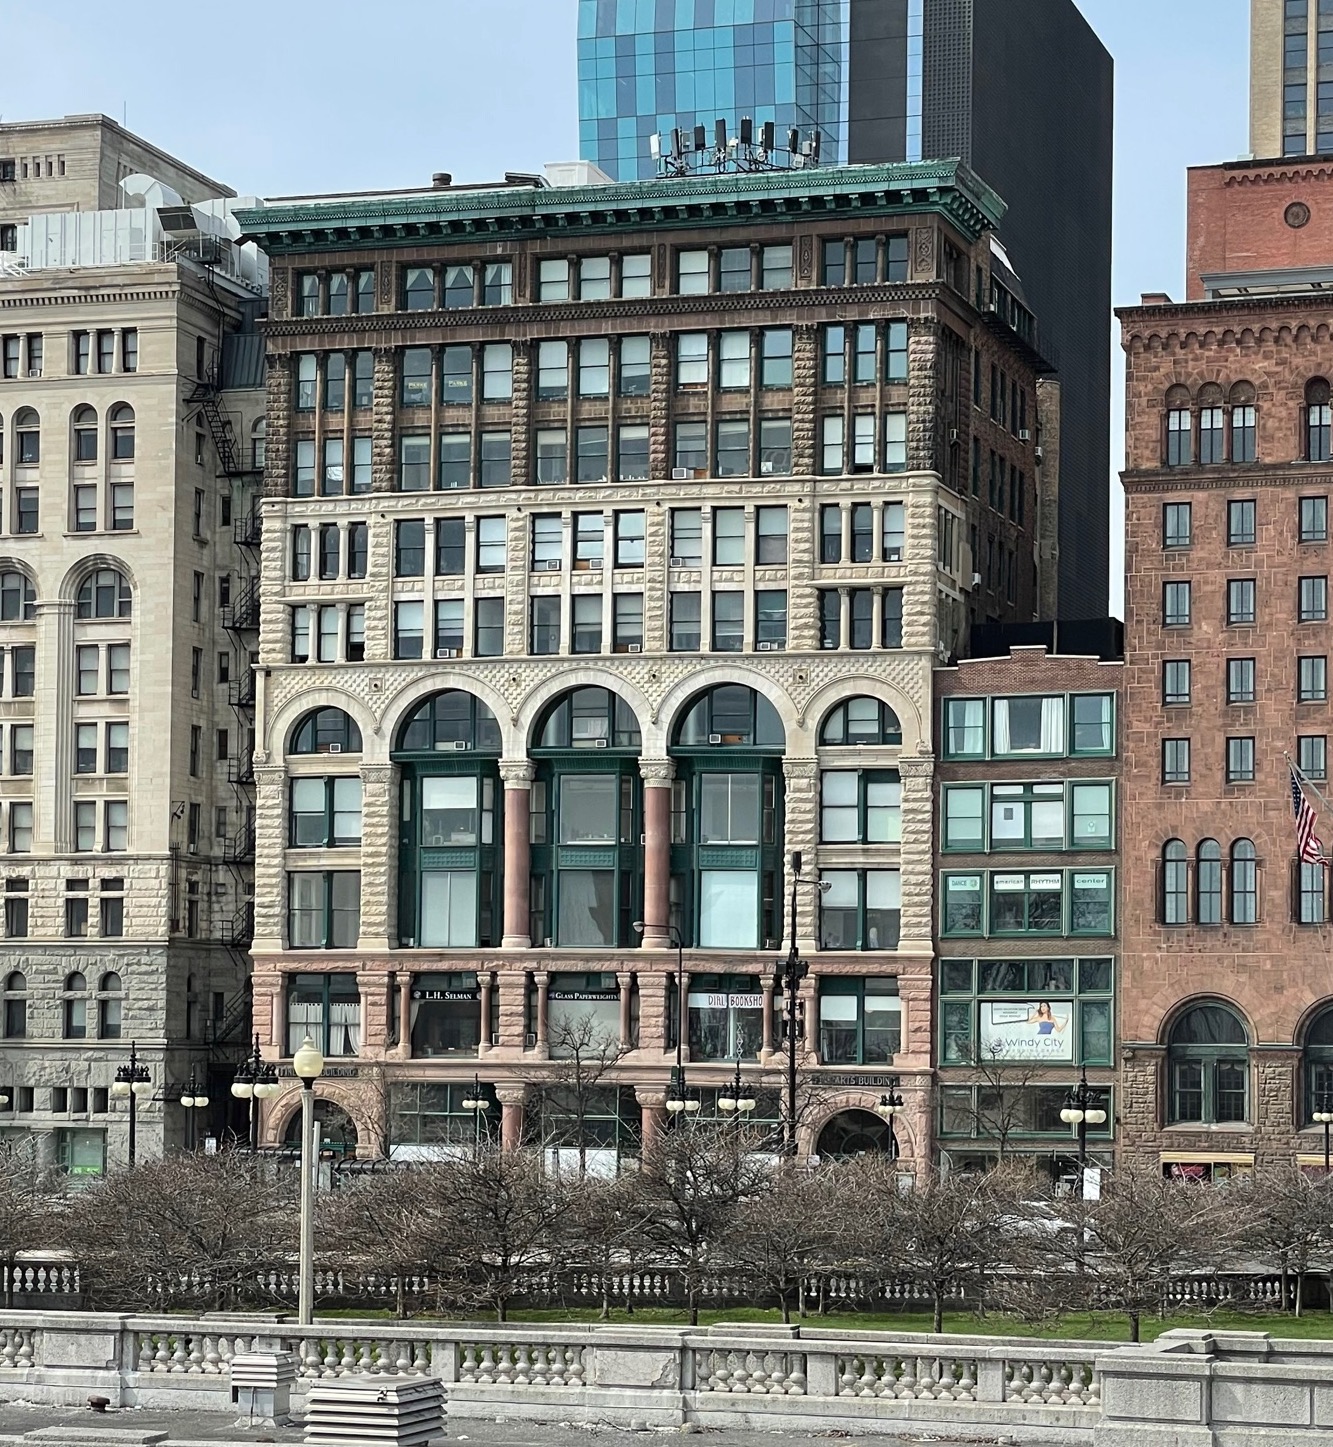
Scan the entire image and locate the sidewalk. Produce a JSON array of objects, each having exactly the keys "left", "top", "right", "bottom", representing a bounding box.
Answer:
[{"left": 0, "top": 1403, "right": 998, "bottom": 1446}]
